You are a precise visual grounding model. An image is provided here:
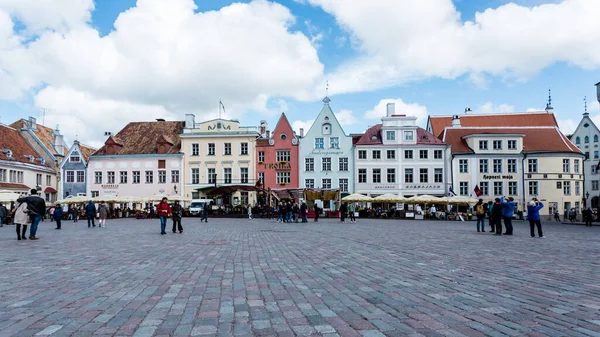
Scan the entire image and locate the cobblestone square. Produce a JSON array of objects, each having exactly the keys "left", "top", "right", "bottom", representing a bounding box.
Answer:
[{"left": 0, "top": 218, "right": 599, "bottom": 336}]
